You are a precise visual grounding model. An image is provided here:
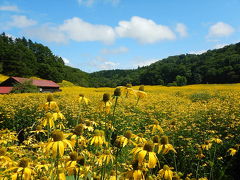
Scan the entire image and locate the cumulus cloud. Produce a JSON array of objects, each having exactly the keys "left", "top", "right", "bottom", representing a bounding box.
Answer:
[
  {"left": 135, "top": 59, "right": 157, "bottom": 67},
  {"left": 115, "top": 16, "right": 176, "bottom": 44},
  {"left": 59, "top": 17, "right": 116, "bottom": 44},
  {"left": 208, "top": 22, "right": 234, "bottom": 38},
  {"left": 77, "top": 0, "right": 95, "bottom": 6},
  {"left": 8, "top": 15, "right": 36, "bottom": 28},
  {"left": 214, "top": 43, "right": 227, "bottom": 49},
  {"left": 24, "top": 25, "right": 66, "bottom": 43},
  {"left": 88, "top": 56, "right": 119, "bottom": 70},
  {"left": 176, "top": 23, "right": 188, "bottom": 37},
  {"left": 101, "top": 46, "right": 128, "bottom": 55},
  {"left": 13, "top": 16, "right": 179, "bottom": 45},
  {"left": 0, "top": 5, "right": 19, "bottom": 12},
  {"left": 189, "top": 50, "right": 207, "bottom": 55},
  {"left": 77, "top": 0, "right": 120, "bottom": 6},
  {"left": 62, "top": 57, "right": 70, "bottom": 64}
]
